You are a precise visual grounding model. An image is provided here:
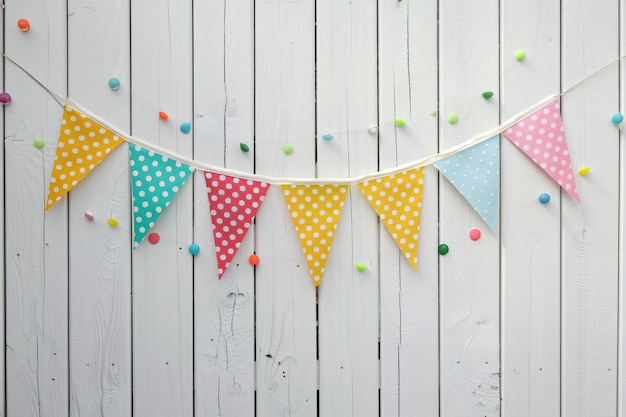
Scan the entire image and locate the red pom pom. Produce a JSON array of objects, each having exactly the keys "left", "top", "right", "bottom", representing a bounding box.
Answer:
[{"left": 148, "top": 233, "right": 160, "bottom": 244}]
